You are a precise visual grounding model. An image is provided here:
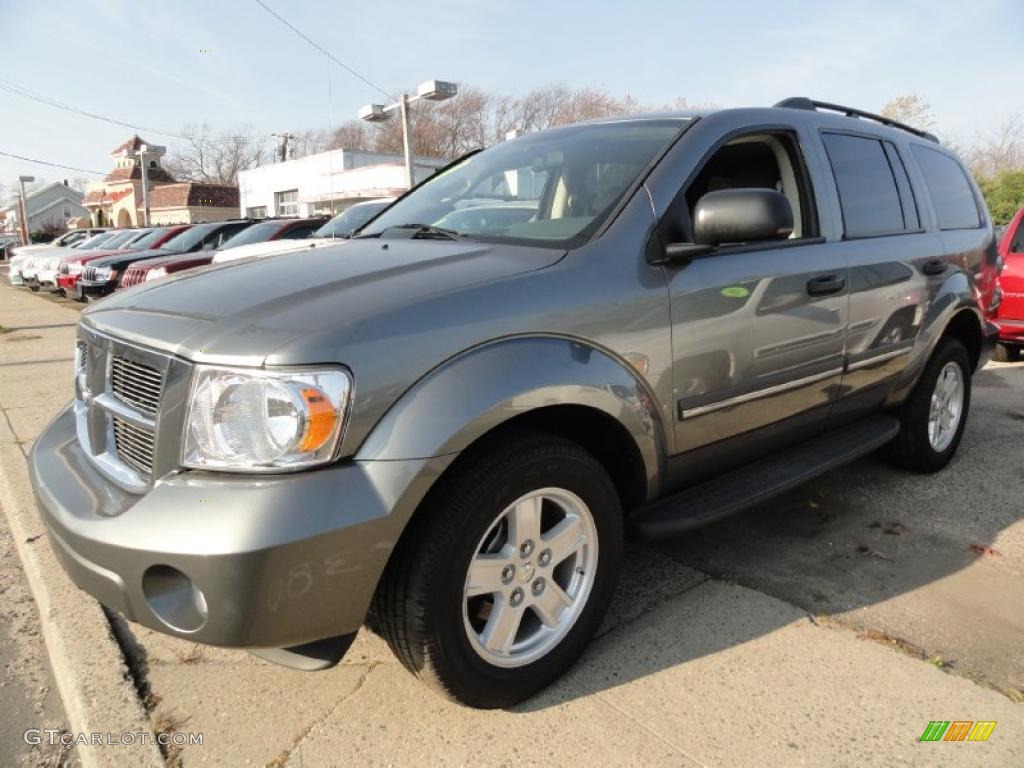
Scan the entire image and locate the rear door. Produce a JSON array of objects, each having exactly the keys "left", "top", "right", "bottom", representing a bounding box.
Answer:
[{"left": 819, "top": 132, "right": 936, "bottom": 398}]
